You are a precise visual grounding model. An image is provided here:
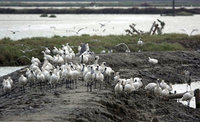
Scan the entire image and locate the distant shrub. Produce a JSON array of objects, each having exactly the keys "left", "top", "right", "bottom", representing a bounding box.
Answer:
[
  {"left": 40, "top": 14, "right": 48, "bottom": 17},
  {"left": 49, "top": 14, "right": 56, "bottom": 18}
]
